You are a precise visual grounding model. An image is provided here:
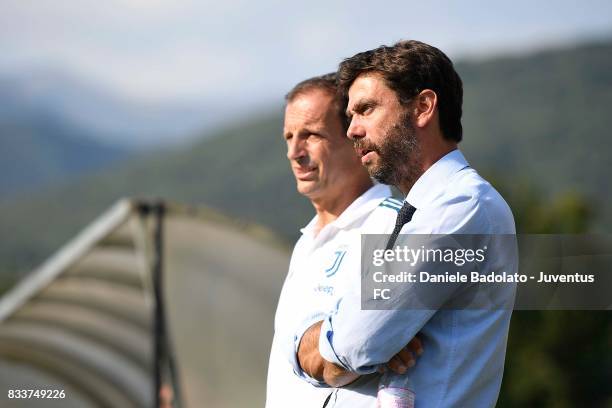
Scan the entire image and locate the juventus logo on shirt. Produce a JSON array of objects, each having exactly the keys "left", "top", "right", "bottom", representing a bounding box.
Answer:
[{"left": 325, "top": 250, "right": 347, "bottom": 277}]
